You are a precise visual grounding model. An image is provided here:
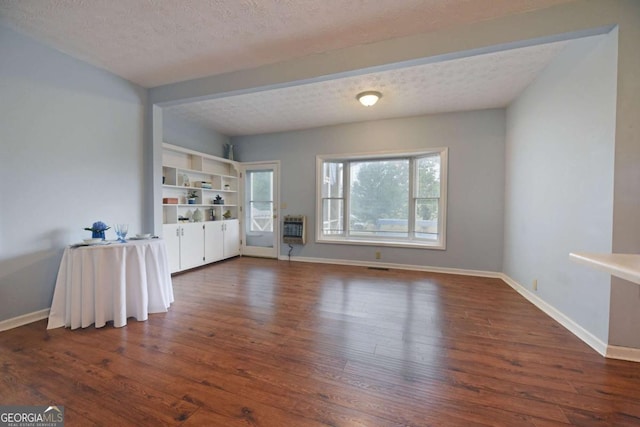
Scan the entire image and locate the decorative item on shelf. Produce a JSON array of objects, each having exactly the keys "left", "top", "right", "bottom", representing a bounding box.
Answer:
[
  {"left": 223, "top": 210, "right": 232, "bottom": 220},
  {"left": 84, "top": 221, "right": 110, "bottom": 240},
  {"left": 224, "top": 184, "right": 230, "bottom": 190},
  {"left": 187, "top": 190, "right": 198, "bottom": 204},
  {"left": 209, "top": 207, "right": 216, "bottom": 221},
  {"left": 163, "top": 197, "right": 178, "bottom": 204},
  {"left": 162, "top": 176, "right": 166, "bottom": 184},
  {"left": 213, "top": 195, "right": 224, "bottom": 205},
  {"left": 197, "top": 181, "right": 212, "bottom": 189},
  {"left": 178, "top": 216, "right": 189, "bottom": 222},
  {"left": 192, "top": 208, "right": 203, "bottom": 222},
  {"left": 182, "top": 173, "right": 190, "bottom": 187},
  {"left": 185, "top": 210, "right": 193, "bottom": 221},
  {"left": 225, "top": 143, "right": 234, "bottom": 161}
]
